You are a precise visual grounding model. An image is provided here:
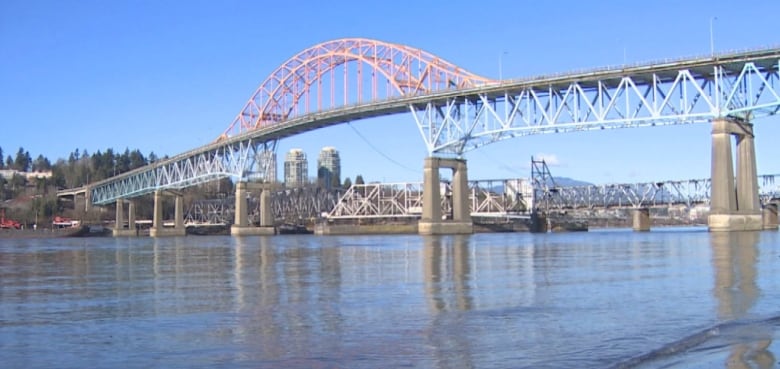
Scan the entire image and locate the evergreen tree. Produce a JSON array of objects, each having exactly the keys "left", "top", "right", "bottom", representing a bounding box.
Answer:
[
  {"left": 343, "top": 177, "right": 352, "bottom": 189},
  {"left": 13, "top": 147, "right": 31, "bottom": 171},
  {"left": 355, "top": 175, "right": 365, "bottom": 185},
  {"left": 0, "top": 146, "right": 3, "bottom": 169}
]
